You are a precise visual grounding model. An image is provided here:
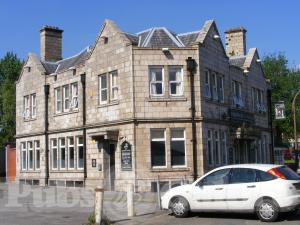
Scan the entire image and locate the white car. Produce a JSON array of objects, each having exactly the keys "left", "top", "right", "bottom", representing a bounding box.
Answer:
[{"left": 161, "top": 164, "right": 300, "bottom": 222}]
